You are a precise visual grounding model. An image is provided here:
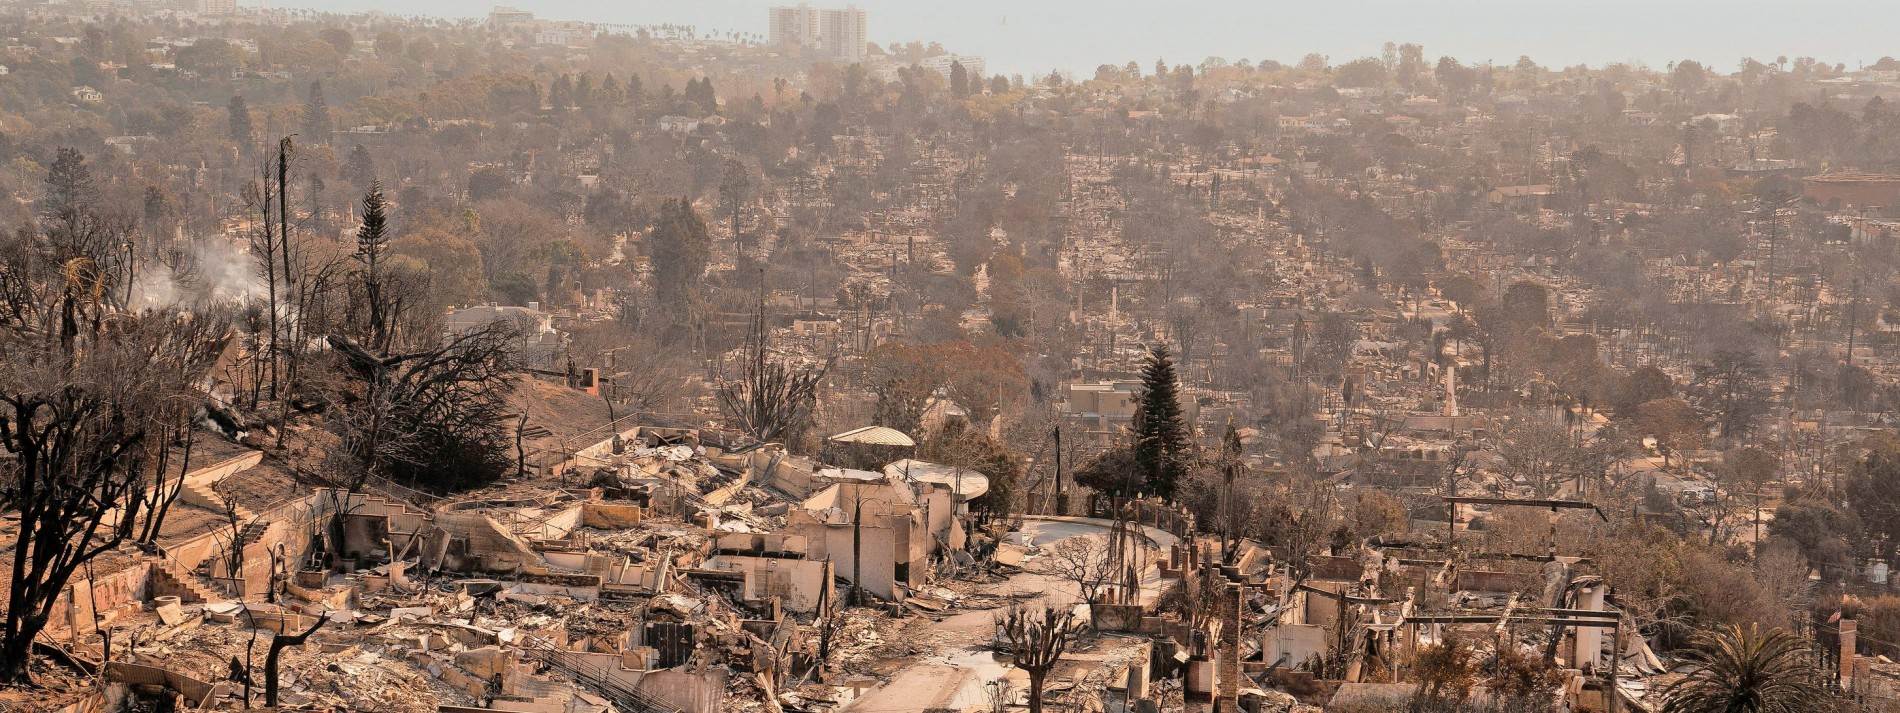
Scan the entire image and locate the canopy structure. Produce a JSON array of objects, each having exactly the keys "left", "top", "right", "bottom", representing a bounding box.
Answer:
[
  {"left": 884, "top": 459, "right": 990, "bottom": 500},
  {"left": 826, "top": 426, "right": 916, "bottom": 448}
]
